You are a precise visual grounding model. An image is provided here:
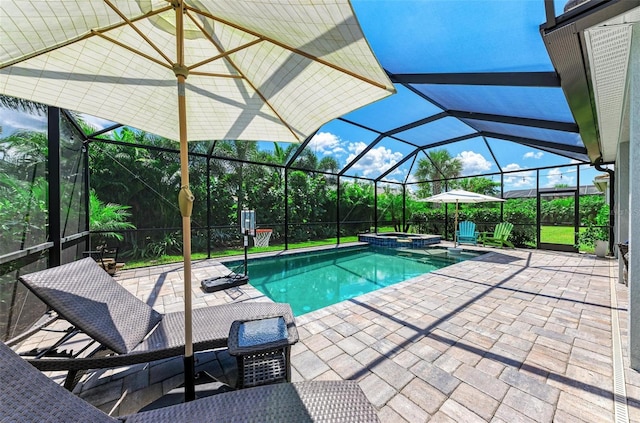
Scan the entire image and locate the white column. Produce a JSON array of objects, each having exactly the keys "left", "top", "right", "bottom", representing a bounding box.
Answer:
[
  {"left": 629, "top": 23, "right": 640, "bottom": 370},
  {"left": 617, "top": 140, "right": 629, "bottom": 282}
]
